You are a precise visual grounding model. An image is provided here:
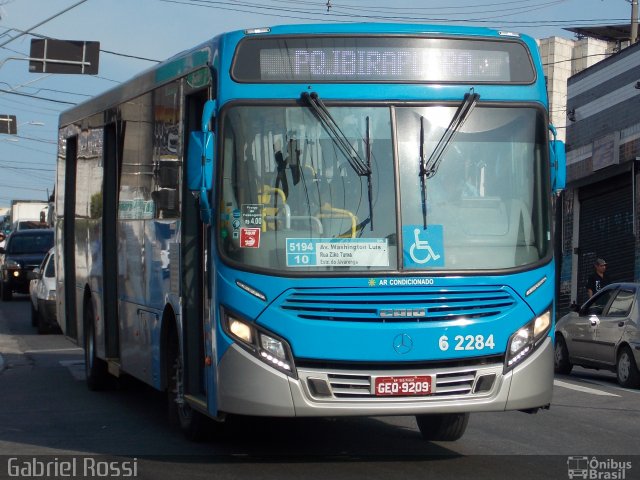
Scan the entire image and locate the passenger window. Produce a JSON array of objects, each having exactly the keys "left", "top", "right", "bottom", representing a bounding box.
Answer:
[{"left": 606, "top": 289, "right": 635, "bottom": 317}]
